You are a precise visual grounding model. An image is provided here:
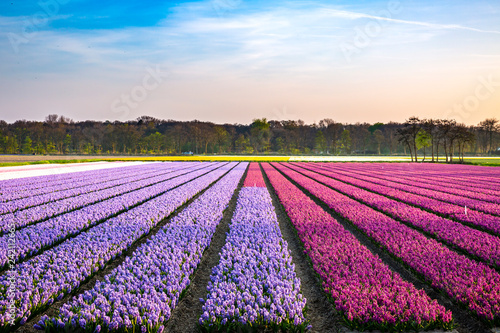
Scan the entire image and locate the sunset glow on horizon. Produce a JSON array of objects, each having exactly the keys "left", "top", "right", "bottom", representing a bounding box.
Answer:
[{"left": 0, "top": 0, "right": 499, "bottom": 125}]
